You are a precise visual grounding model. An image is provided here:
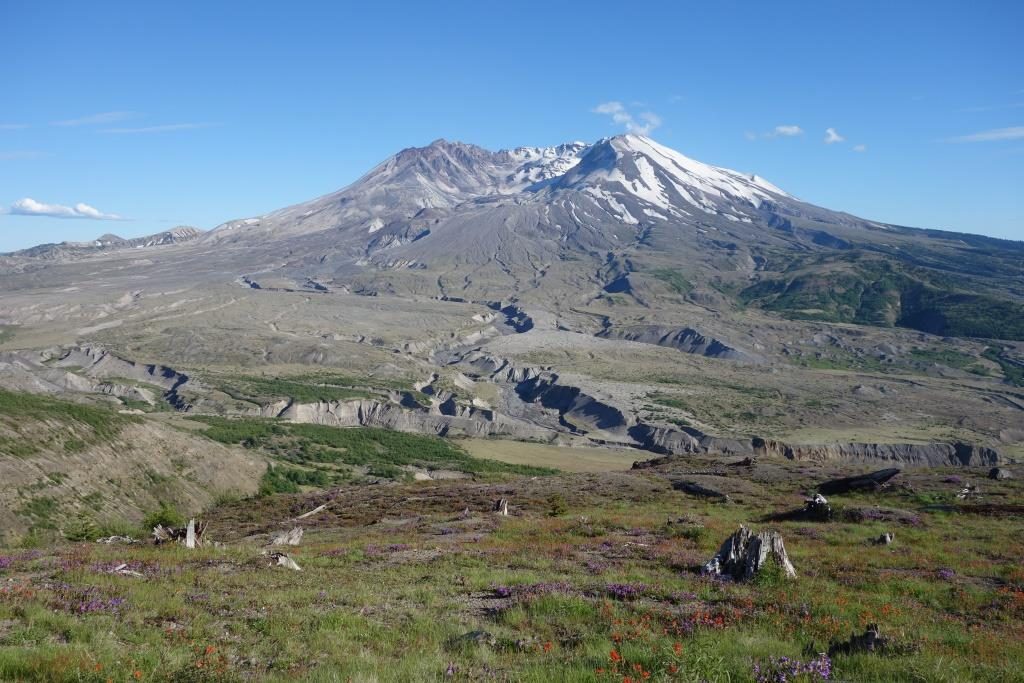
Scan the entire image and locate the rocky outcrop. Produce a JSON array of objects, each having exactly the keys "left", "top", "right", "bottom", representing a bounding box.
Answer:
[
  {"left": 755, "top": 439, "right": 1001, "bottom": 467},
  {"left": 630, "top": 425, "right": 1001, "bottom": 467},
  {"left": 629, "top": 424, "right": 754, "bottom": 456},
  {"left": 597, "top": 324, "right": 758, "bottom": 362},
  {"left": 278, "top": 398, "right": 553, "bottom": 441}
]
